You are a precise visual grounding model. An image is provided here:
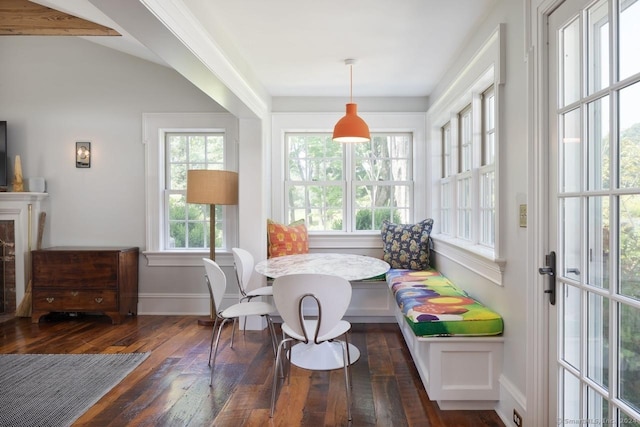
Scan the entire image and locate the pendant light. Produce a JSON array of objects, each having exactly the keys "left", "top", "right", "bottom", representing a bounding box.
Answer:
[{"left": 333, "top": 59, "right": 370, "bottom": 143}]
